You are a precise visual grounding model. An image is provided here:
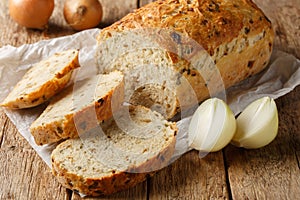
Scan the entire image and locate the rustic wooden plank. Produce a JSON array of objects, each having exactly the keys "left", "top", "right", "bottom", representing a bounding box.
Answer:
[
  {"left": 224, "top": 87, "right": 300, "bottom": 199},
  {"left": 0, "top": 110, "right": 7, "bottom": 147},
  {"left": 71, "top": 182, "right": 147, "bottom": 200},
  {"left": 0, "top": 109, "right": 69, "bottom": 199},
  {"left": 0, "top": 147, "right": 70, "bottom": 200},
  {"left": 99, "top": 0, "right": 137, "bottom": 26},
  {"left": 149, "top": 151, "right": 229, "bottom": 199},
  {"left": 253, "top": 0, "right": 300, "bottom": 58},
  {"left": 224, "top": 2, "right": 300, "bottom": 199},
  {"left": 0, "top": 0, "right": 75, "bottom": 47},
  {"left": 139, "top": 0, "right": 156, "bottom": 7},
  {"left": 0, "top": 110, "right": 31, "bottom": 149},
  {"left": 278, "top": 86, "right": 300, "bottom": 177}
]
